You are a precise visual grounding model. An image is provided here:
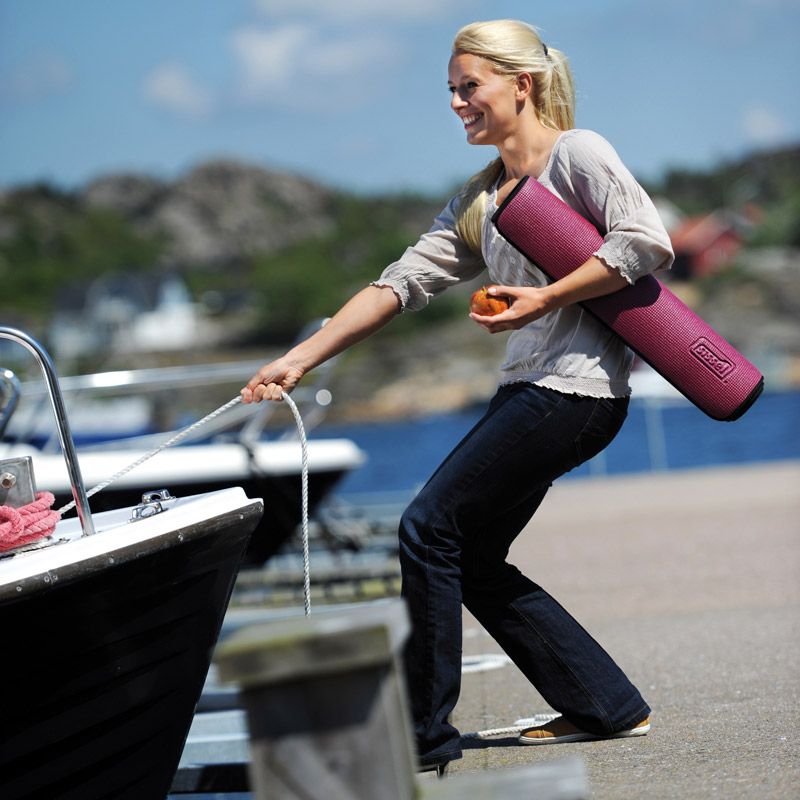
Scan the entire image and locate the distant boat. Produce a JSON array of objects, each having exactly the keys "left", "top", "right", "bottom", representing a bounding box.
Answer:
[{"left": 1, "top": 322, "right": 366, "bottom": 565}]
